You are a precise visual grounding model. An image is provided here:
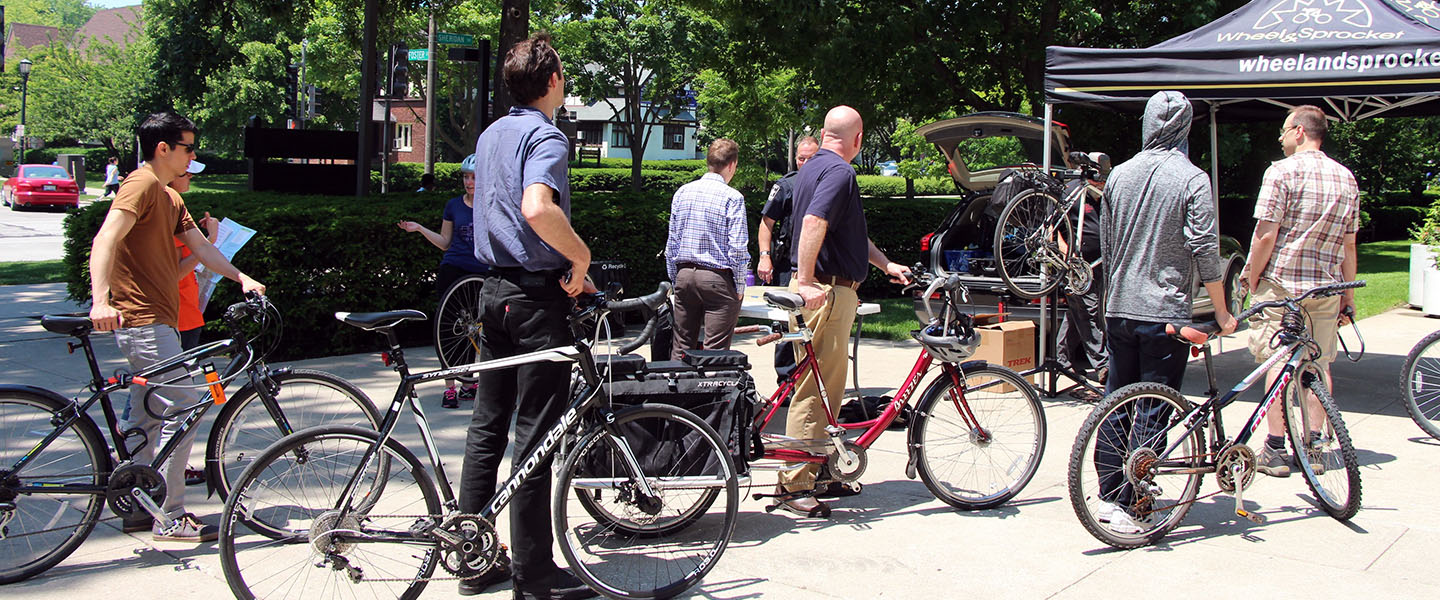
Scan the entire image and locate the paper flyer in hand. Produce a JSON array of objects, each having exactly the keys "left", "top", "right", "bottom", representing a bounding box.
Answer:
[{"left": 196, "top": 218, "right": 257, "bottom": 310}]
